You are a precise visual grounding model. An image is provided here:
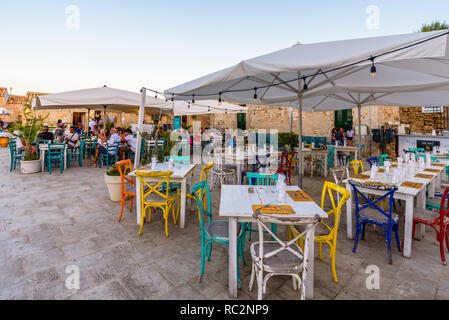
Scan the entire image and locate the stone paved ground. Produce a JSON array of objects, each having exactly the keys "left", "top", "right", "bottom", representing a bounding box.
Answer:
[{"left": 0, "top": 147, "right": 448, "bottom": 300}]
